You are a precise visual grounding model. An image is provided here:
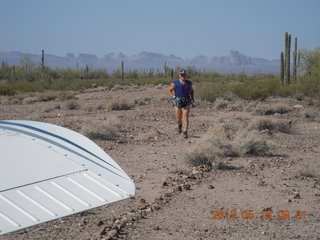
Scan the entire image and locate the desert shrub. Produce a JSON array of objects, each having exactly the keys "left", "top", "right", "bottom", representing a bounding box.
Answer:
[
  {"left": 252, "top": 103, "right": 291, "bottom": 115},
  {"left": 0, "top": 85, "right": 15, "bottom": 96},
  {"left": 22, "top": 96, "right": 39, "bottom": 104},
  {"left": 232, "top": 78, "right": 280, "bottom": 100},
  {"left": 65, "top": 100, "right": 80, "bottom": 110},
  {"left": 106, "top": 98, "right": 132, "bottom": 111},
  {"left": 186, "top": 123, "right": 275, "bottom": 167},
  {"left": 249, "top": 117, "right": 293, "bottom": 133},
  {"left": 296, "top": 168, "right": 318, "bottom": 179},
  {"left": 38, "top": 91, "right": 60, "bottom": 102},
  {"left": 95, "top": 103, "right": 106, "bottom": 110},
  {"left": 196, "top": 81, "right": 231, "bottom": 102},
  {"left": 234, "top": 130, "right": 275, "bottom": 155},
  {"left": 82, "top": 118, "right": 121, "bottom": 140},
  {"left": 303, "top": 110, "right": 318, "bottom": 120}
]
